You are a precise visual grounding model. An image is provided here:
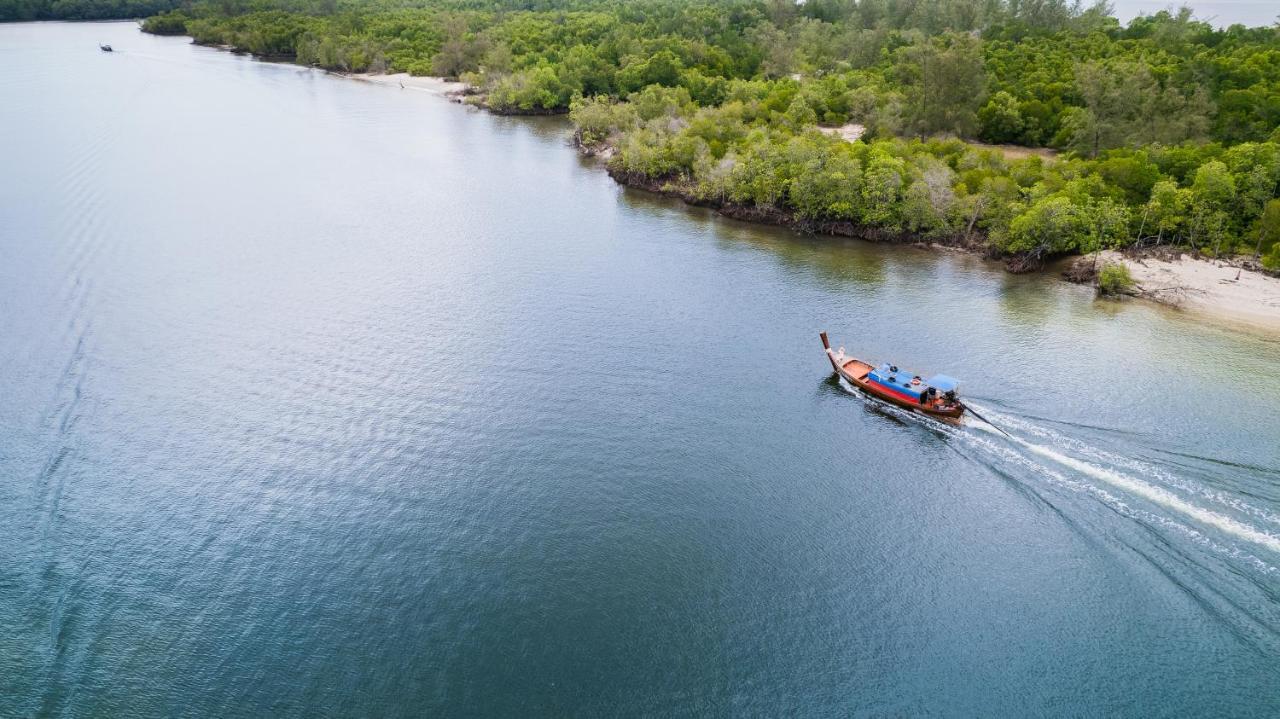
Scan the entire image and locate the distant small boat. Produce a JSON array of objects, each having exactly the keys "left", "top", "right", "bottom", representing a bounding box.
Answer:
[
  {"left": 820, "top": 331, "right": 965, "bottom": 420},
  {"left": 100, "top": 44, "right": 113, "bottom": 52}
]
